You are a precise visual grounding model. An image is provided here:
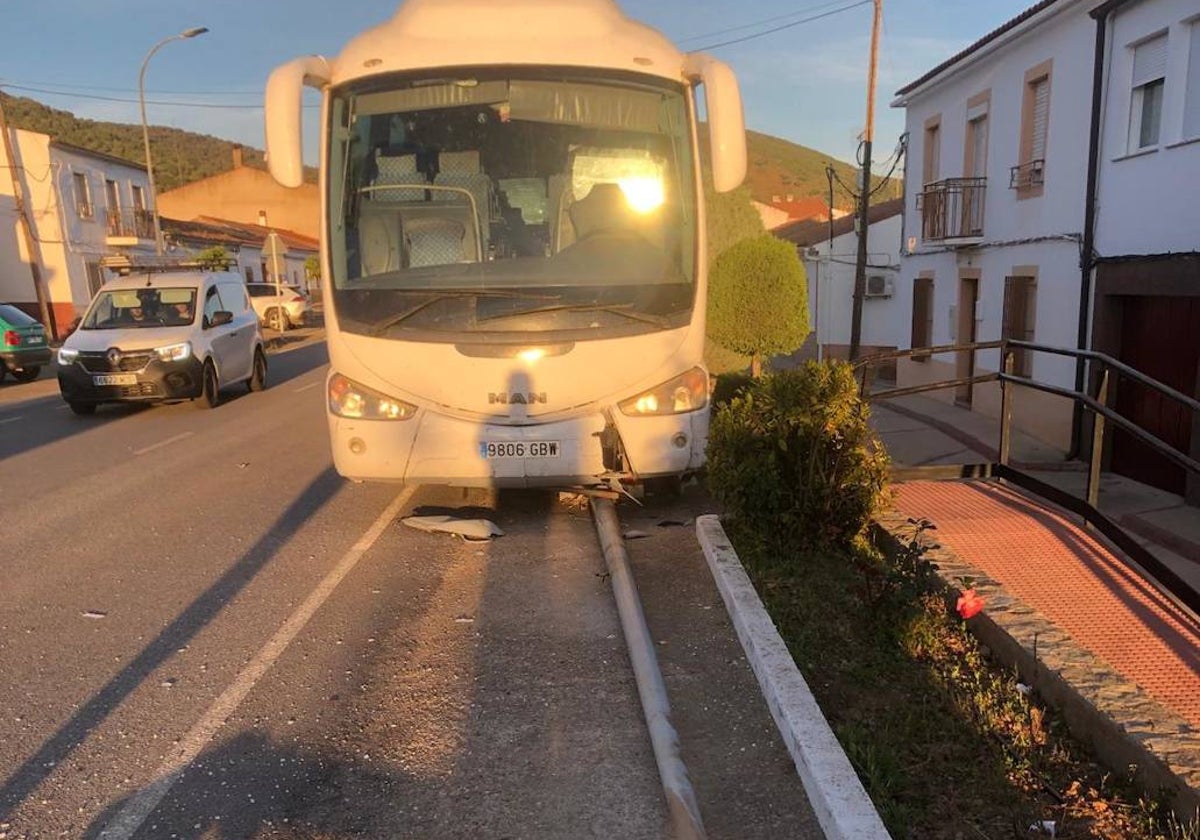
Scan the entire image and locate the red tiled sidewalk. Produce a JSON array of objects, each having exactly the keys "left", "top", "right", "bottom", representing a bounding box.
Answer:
[{"left": 893, "top": 480, "right": 1200, "bottom": 730}]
